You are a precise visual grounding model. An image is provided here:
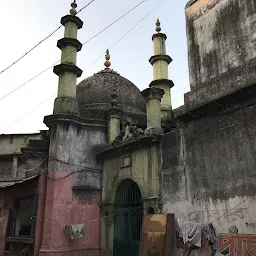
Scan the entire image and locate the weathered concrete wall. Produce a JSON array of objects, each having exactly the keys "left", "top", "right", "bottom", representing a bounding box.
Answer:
[
  {"left": 101, "top": 144, "right": 161, "bottom": 256},
  {"left": 0, "top": 133, "right": 42, "bottom": 178},
  {"left": 185, "top": 0, "right": 256, "bottom": 108},
  {"left": 39, "top": 122, "right": 106, "bottom": 256},
  {"left": 0, "top": 133, "right": 40, "bottom": 155},
  {"left": 161, "top": 99, "right": 256, "bottom": 255},
  {"left": 102, "top": 145, "right": 160, "bottom": 204}
]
